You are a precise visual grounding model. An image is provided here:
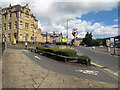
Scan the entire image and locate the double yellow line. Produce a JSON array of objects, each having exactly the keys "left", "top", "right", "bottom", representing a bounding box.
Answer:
[{"left": 91, "top": 62, "right": 118, "bottom": 77}]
